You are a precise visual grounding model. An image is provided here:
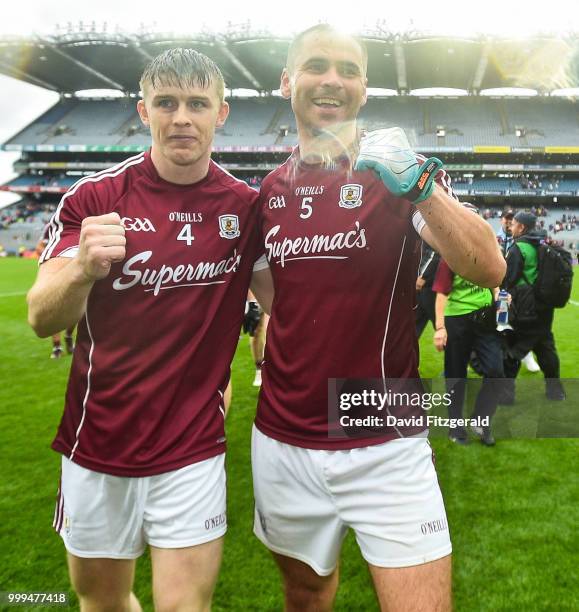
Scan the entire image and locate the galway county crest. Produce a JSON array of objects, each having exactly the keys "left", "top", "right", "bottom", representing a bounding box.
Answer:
[
  {"left": 339, "top": 184, "right": 363, "bottom": 209},
  {"left": 218, "top": 215, "right": 240, "bottom": 239}
]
